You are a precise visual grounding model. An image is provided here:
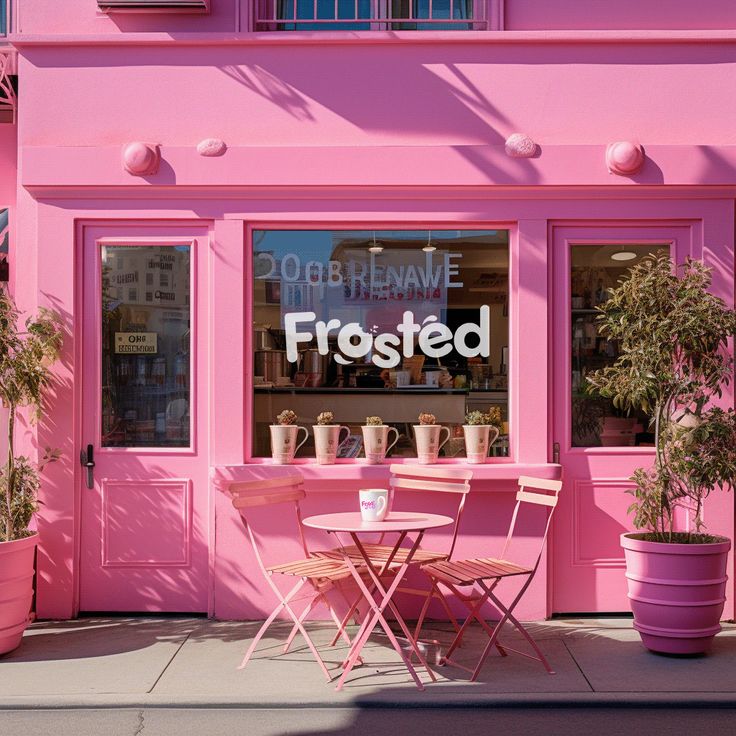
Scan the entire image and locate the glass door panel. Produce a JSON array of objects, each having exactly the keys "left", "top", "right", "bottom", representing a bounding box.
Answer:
[
  {"left": 101, "top": 245, "right": 191, "bottom": 448},
  {"left": 570, "top": 243, "right": 668, "bottom": 448}
]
